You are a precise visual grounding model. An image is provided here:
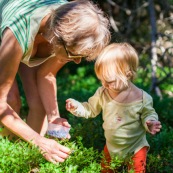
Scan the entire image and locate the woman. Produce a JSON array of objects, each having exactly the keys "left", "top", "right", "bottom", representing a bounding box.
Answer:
[{"left": 0, "top": 0, "right": 110, "bottom": 163}]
